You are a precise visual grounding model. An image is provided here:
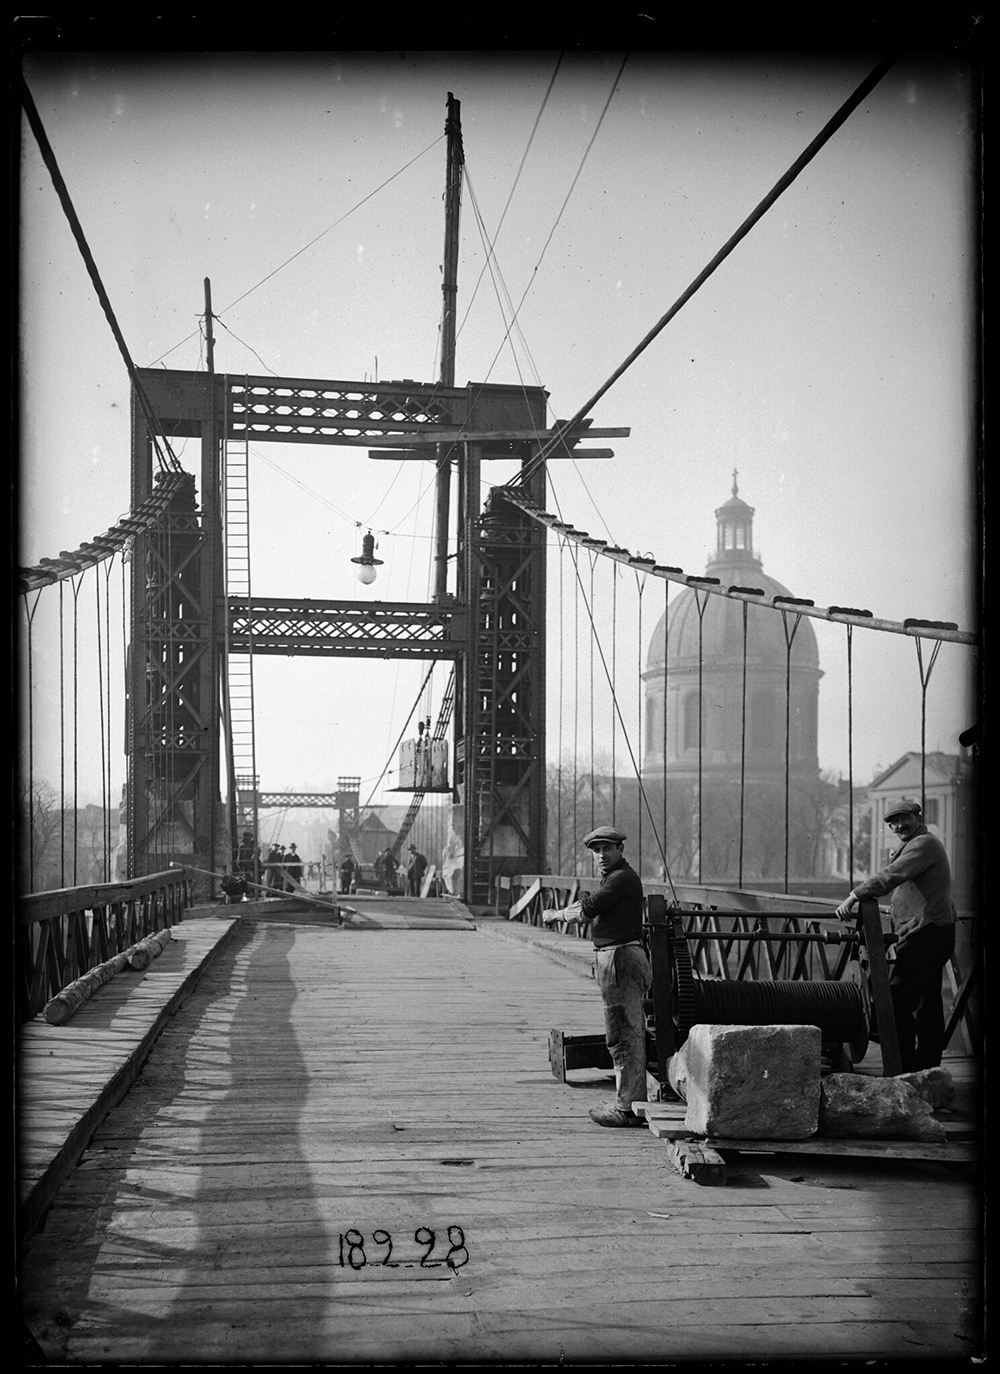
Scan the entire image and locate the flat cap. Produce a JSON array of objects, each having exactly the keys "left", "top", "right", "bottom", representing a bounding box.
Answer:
[
  {"left": 885, "top": 799, "right": 922, "bottom": 821},
  {"left": 582, "top": 826, "right": 627, "bottom": 848}
]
